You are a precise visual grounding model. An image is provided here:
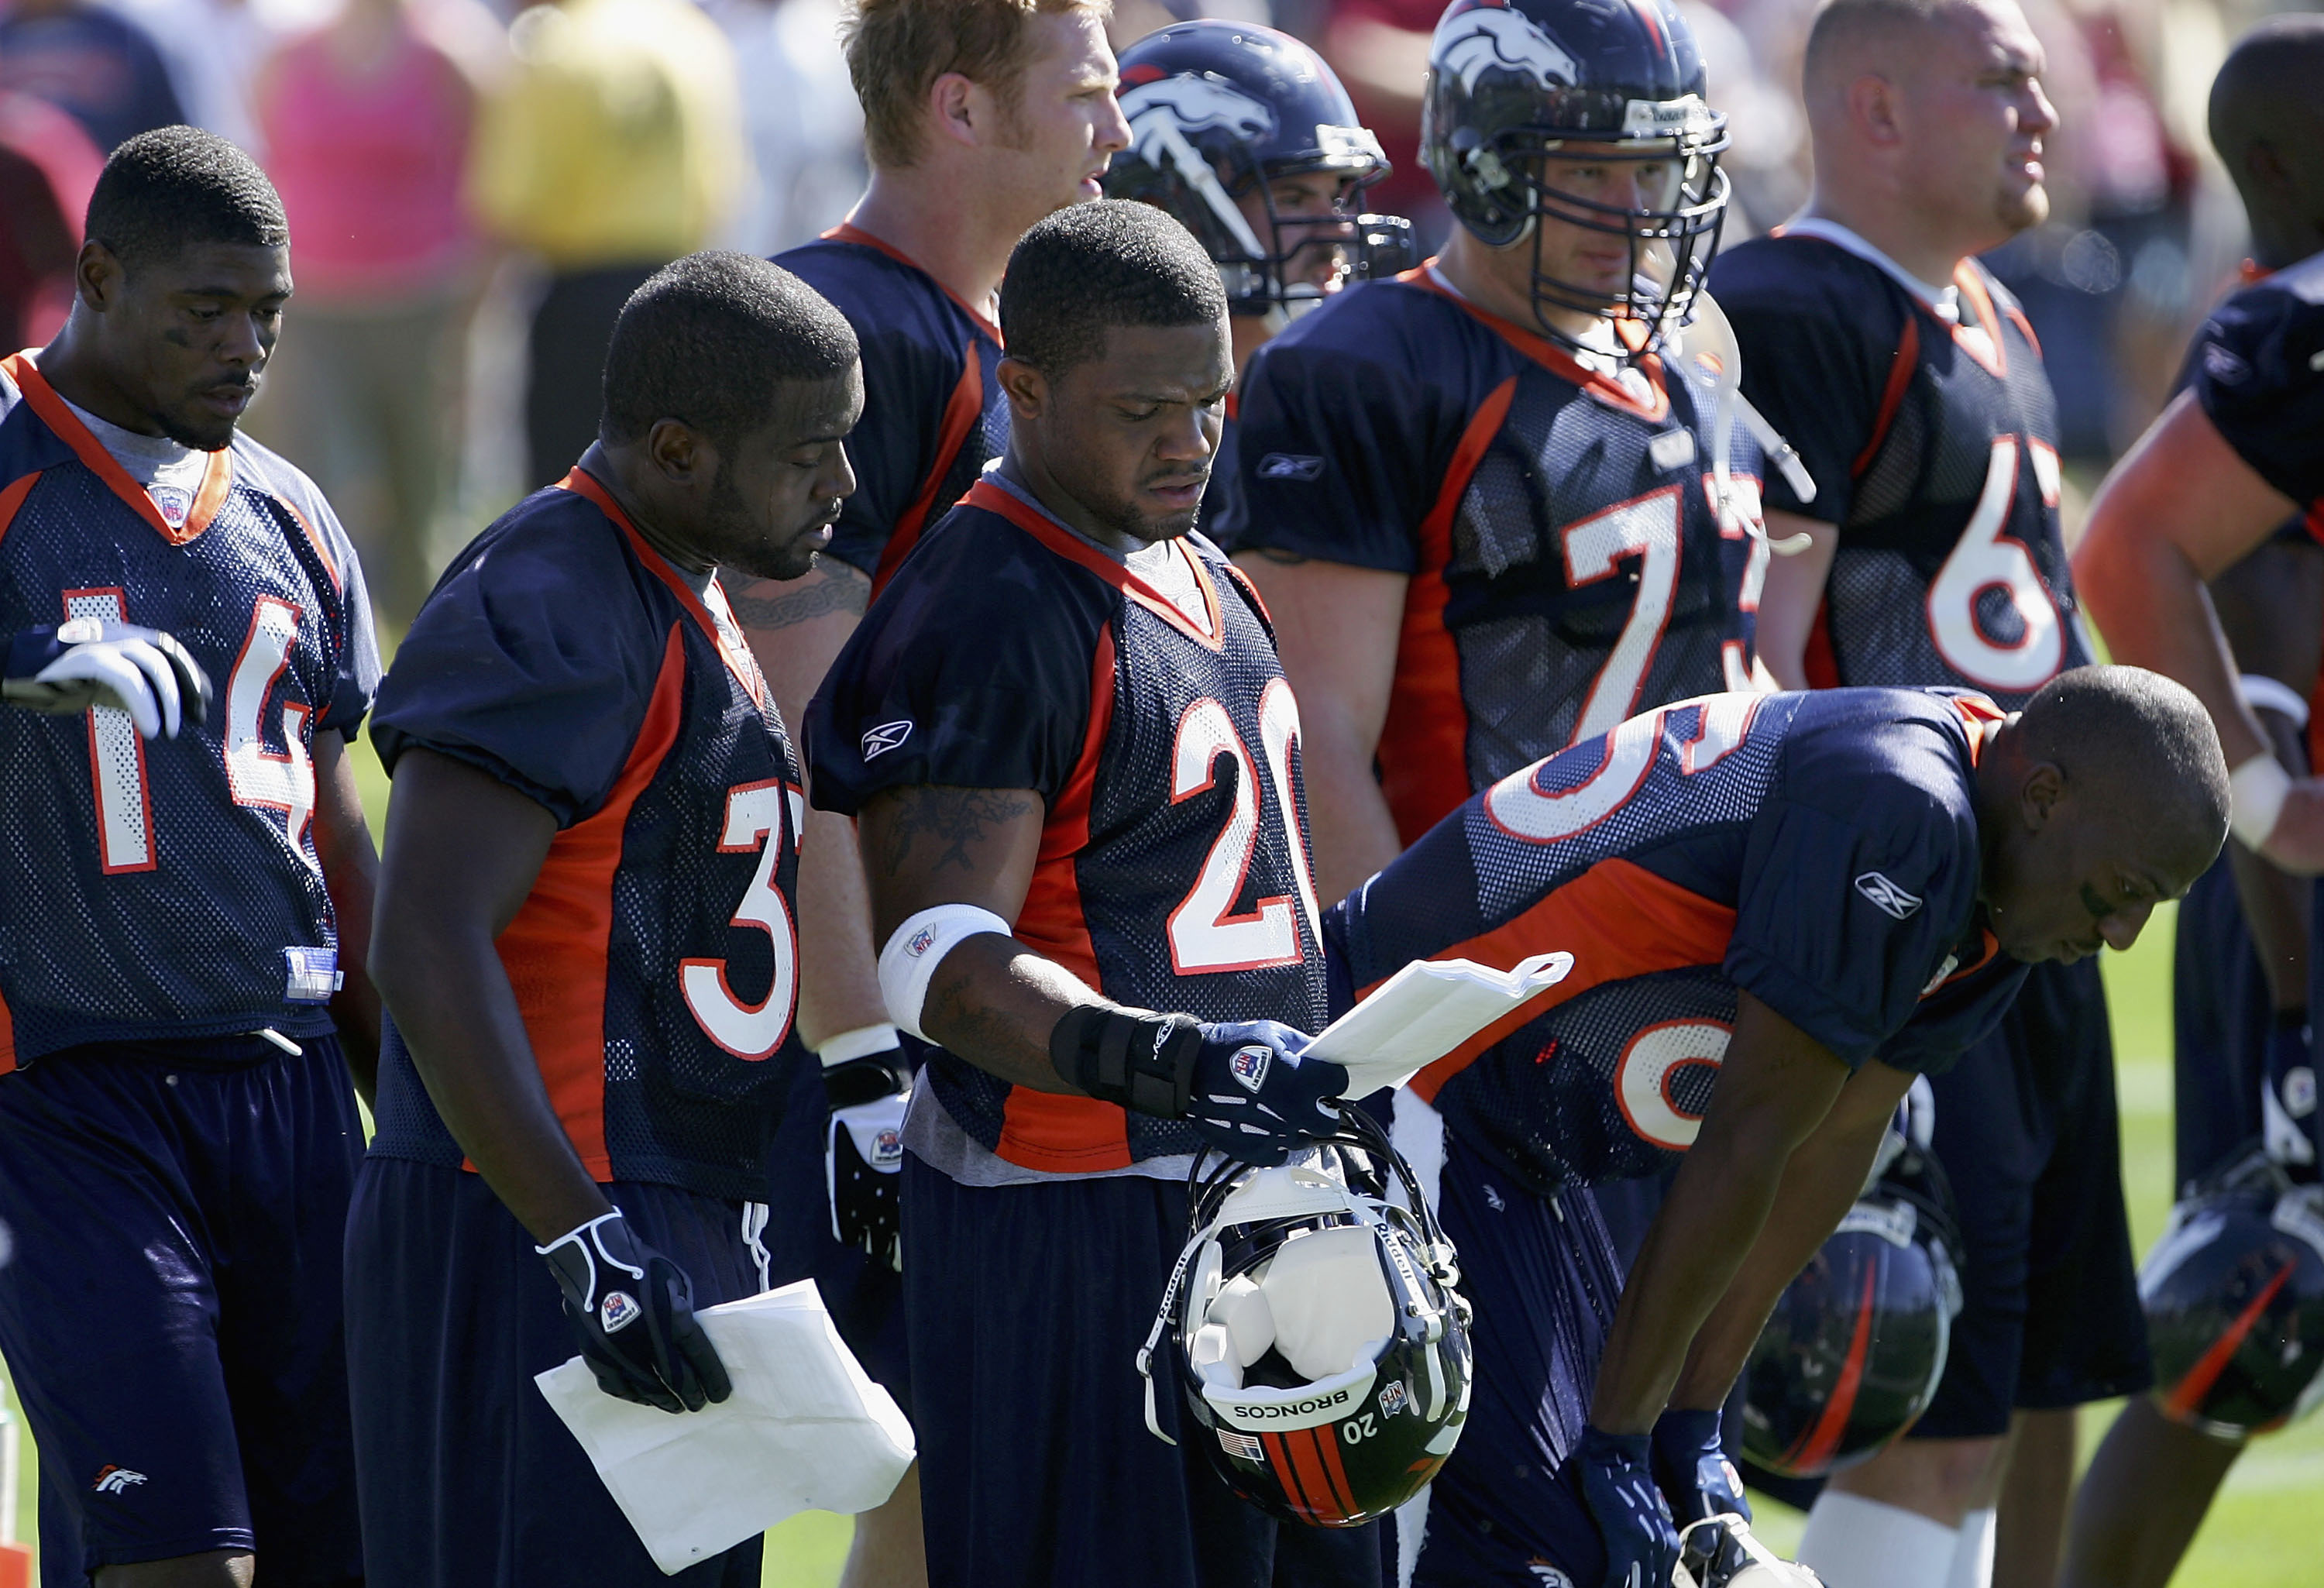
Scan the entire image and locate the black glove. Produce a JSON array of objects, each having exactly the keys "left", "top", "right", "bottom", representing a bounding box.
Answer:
[
  {"left": 3, "top": 620, "right": 211, "bottom": 739},
  {"left": 824, "top": 1038, "right": 912, "bottom": 1271},
  {"left": 536, "top": 1211, "right": 731, "bottom": 1413},
  {"left": 1050, "top": 1006, "right": 1348, "bottom": 1167},
  {"left": 1577, "top": 1424, "right": 1679, "bottom": 1588},
  {"left": 1652, "top": 1408, "right": 1749, "bottom": 1578},
  {"left": 2263, "top": 1011, "right": 2318, "bottom": 1181}
]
